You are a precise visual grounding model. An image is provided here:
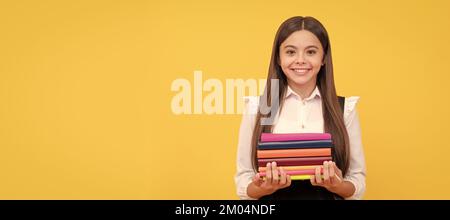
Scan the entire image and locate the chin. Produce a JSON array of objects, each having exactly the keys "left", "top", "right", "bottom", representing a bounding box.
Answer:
[{"left": 291, "top": 76, "right": 313, "bottom": 86}]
